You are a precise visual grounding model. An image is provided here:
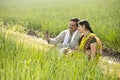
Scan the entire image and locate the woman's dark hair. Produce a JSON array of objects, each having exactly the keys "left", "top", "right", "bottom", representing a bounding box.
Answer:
[
  {"left": 70, "top": 18, "right": 80, "bottom": 26},
  {"left": 79, "top": 20, "right": 94, "bottom": 33}
]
